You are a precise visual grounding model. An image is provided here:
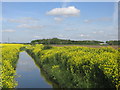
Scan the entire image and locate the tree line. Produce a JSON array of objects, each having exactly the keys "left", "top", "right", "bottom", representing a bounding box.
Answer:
[
  {"left": 31, "top": 38, "right": 119, "bottom": 45},
  {"left": 106, "top": 40, "right": 120, "bottom": 45}
]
